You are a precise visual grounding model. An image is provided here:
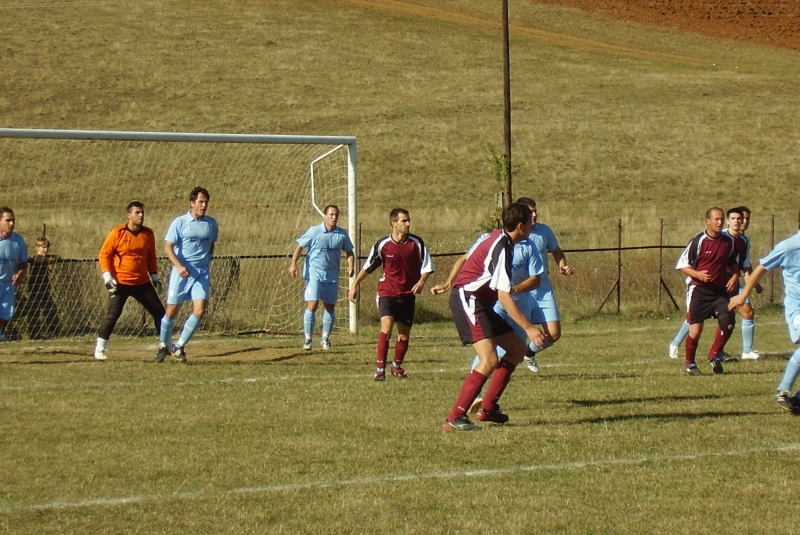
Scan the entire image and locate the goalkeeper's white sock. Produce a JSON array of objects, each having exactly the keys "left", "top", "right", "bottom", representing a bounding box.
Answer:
[{"left": 96, "top": 338, "right": 108, "bottom": 351}]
